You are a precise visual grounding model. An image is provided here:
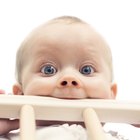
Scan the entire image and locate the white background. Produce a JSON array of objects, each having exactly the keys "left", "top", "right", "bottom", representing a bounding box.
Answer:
[{"left": 0, "top": 0, "right": 140, "bottom": 101}]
